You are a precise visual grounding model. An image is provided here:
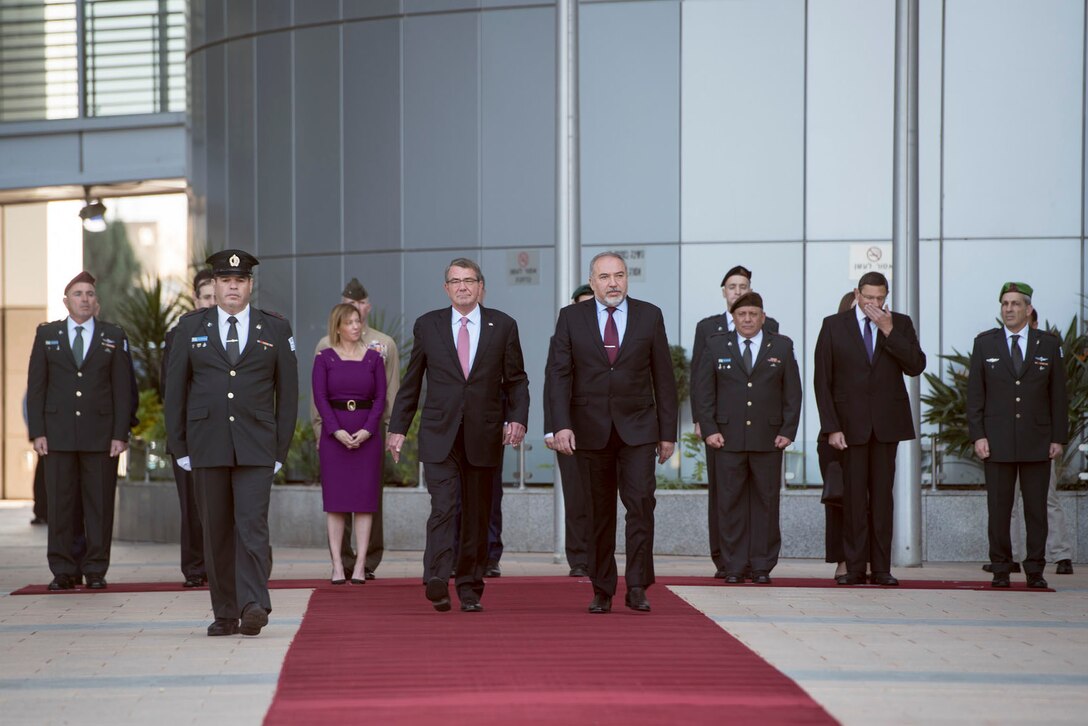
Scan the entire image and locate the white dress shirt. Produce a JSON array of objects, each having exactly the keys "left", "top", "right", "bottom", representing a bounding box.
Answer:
[
  {"left": 450, "top": 305, "right": 481, "bottom": 371},
  {"left": 67, "top": 316, "right": 95, "bottom": 349},
  {"left": 855, "top": 304, "right": 874, "bottom": 339},
  {"left": 595, "top": 297, "right": 628, "bottom": 345},
  {"left": 1004, "top": 325, "right": 1029, "bottom": 359},
  {"left": 218, "top": 304, "right": 250, "bottom": 351}
]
